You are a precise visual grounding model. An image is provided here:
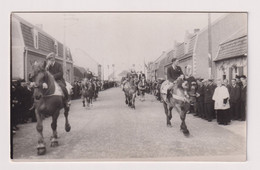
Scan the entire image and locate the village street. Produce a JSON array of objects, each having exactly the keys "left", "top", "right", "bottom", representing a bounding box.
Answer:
[{"left": 12, "top": 87, "right": 246, "bottom": 161}]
